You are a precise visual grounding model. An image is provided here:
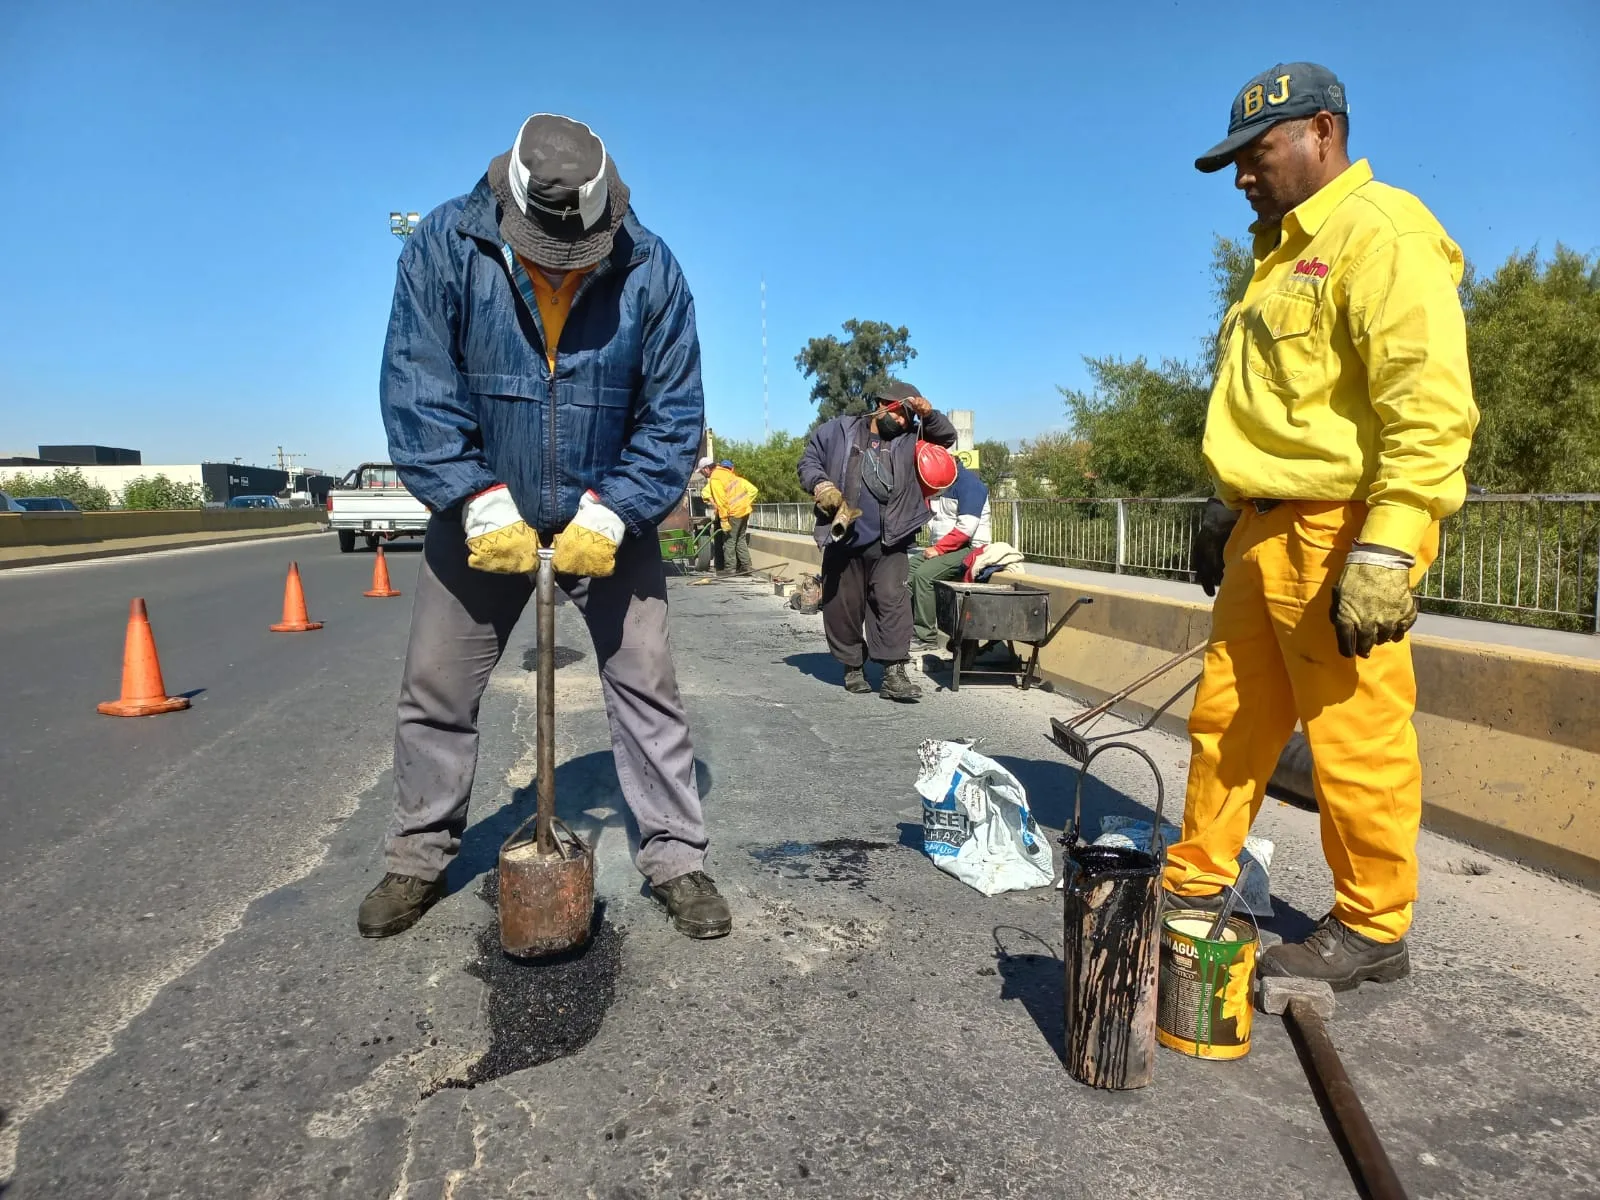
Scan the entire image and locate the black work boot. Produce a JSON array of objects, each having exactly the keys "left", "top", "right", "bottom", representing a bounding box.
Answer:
[
  {"left": 358, "top": 872, "right": 447, "bottom": 938},
  {"left": 879, "top": 660, "right": 922, "bottom": 702},
  {"left": 1162, "top": 888, "right": 1225, "bottom": 915},
  {"left": 651, "top": 871, "right": 733, "bottom": 939},
  {"left": 843, "top": 666, "right": 873, "bottom": 694},
  {"left": 1259, "top": 913, "right": 1409, "bottom": 992}
]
